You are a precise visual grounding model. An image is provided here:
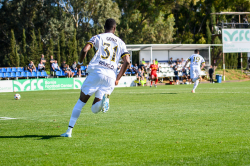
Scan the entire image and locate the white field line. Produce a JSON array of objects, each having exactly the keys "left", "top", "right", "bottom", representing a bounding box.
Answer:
[
  {"left": 62, "top": 91, "right": 249, "bottom": 94},
  {"left": 0, "top": 117, "right": 18, "bottom": 120}
]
